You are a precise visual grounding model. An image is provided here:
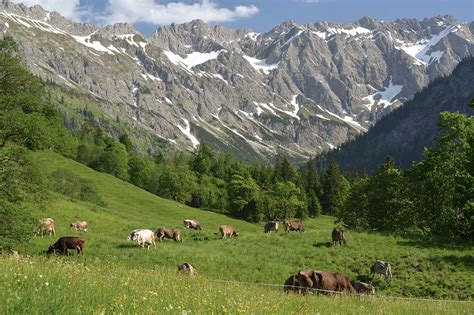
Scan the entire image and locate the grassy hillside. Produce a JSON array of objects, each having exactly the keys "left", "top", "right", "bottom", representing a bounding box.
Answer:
[{"left": 1, "top": 150, "right": 473, "bottom": 313}]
